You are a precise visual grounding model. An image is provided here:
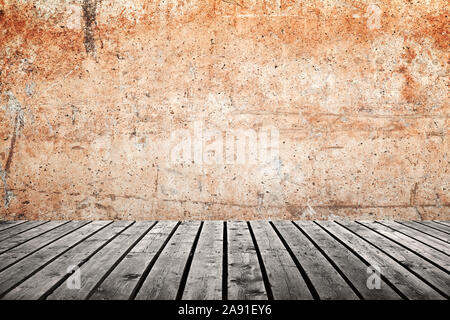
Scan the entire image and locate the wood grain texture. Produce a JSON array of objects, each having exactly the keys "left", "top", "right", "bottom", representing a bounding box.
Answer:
[
  {"left": 426, "top": 222, "right": 450, "bottom": 233},
  {"left": 0, "top": 221, "right": 68, "bottom": 254},
  {"left": 2, "top": 221, "right": 132, "bottom": 300},
  {"left": 0, "top": 221, "right": 48, "bottom": 242},
  {"left": 402, "top": 221, "right": 449, "bottom": 242},
  {"left": 417, "top": 221, "right": 450, "bottom": 234},
  {"left": 182, "top": 221, "right": 223, "bottom": 300},
  {"left": 273, "top": 221, "right": 358, "bottom": 300},
  {"left": 47, "top": 221, "right": 155, "bottom": 300},
  {"left": 250, "top": 221, "right": 313, "bottom": 300},
  {"left": 434, "top": 221, "right": 450, "bottom": 228},
  {"left": 380, "top": 221, "right": 449, "bottom": 254},
  {"left": 0, "top": 221, "right": 110, "bottom": 297},
  {"left": 0, "top": 220, "right": 448, "bottom": 300},
  {"left": 359, "top": 221, "right": 450, "bottom": 271},
  {"left": 295, "top": 221, "right": 401, "bottom": 300},
  {"left": 90, "top": 221, "right": 178, "bottom": 300},
  {"left": 135, "top": 221, "right": 201, "bottom": 300},
  {"left": 0, "top": 220, "right": 89, "bottom": 271},
  {"left": 340, "top": 221, "right": 449, "bottom": 298},
  {"left": 0, "top": 221, "right": 27, "bottom": 232},
  {"left": 317, "top": 221, "right": 445, "bottom": 300},
  {"left": 227, "top": 221, "right": 267, "bottom": 300}
]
